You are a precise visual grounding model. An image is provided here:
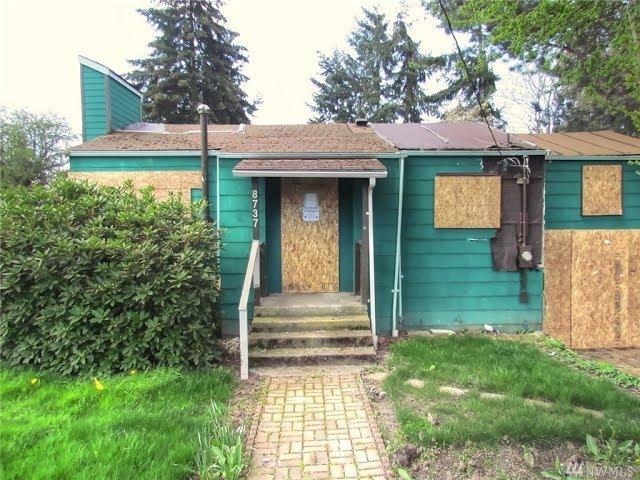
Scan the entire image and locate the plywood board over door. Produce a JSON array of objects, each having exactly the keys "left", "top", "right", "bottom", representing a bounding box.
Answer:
[
  {"left": 543, "top": 229, "right": 640, "bottom": 348},
  {"left": 281, "top": 178, "right": 339, "bottom": 292}
]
